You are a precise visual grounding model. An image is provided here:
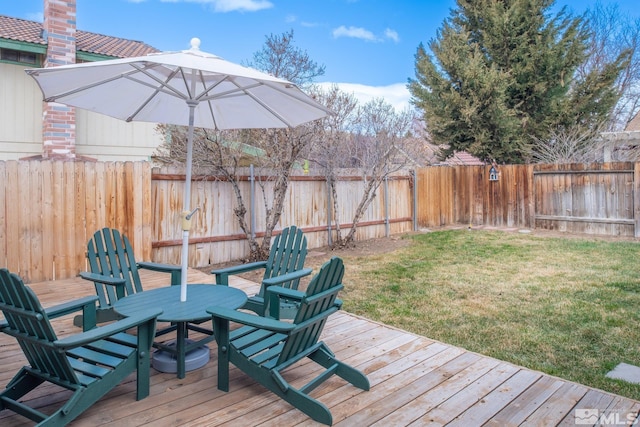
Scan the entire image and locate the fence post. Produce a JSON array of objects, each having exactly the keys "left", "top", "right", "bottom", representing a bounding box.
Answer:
[
  {"left": 250, "top": 164, "right": 256, "bottom": 240},
  {"left": 635, "top": 162, "right": 640, "bottom": 238},
  {"left": 384, "top": 175, "right": 390, "bottom": 237},
  {"left": 411, "top": 169, "right": 417, "bottom": 231},
  {"left": 326, "top": 178, "right": 332, "bottom": 246}
]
